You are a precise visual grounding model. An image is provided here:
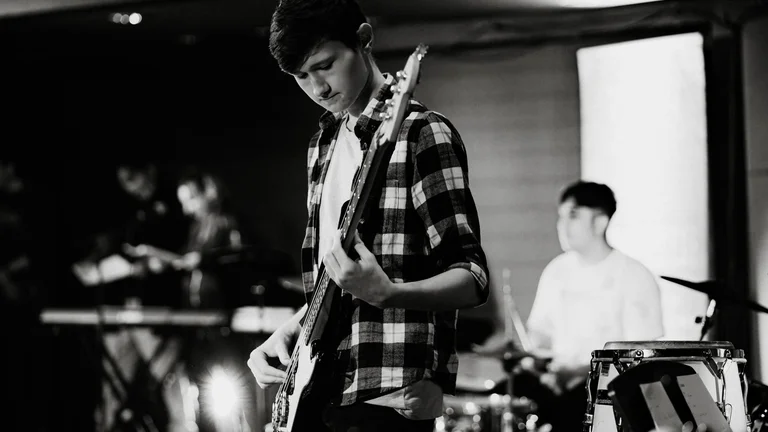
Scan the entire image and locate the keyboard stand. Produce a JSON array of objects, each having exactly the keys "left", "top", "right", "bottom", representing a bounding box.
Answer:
[
  {"left": 92, "top": 323, "right": 181, "bottom": 432},
  {"left": 106, "top": 328, "right": 183, "bottom": 432},
  {"left": 41, "top": 305, "right": 297, "bottom": 431}
]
